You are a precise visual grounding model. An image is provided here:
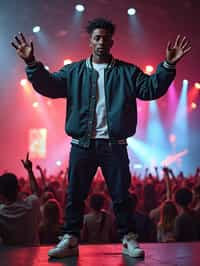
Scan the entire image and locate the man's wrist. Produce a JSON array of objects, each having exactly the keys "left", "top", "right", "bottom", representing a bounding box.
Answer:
[
  {"left": 25, "top": 56, "right": 37, "bottom": 66},
  {"left": 163, "top": 60, "right": 176, "bottom": 70}
]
